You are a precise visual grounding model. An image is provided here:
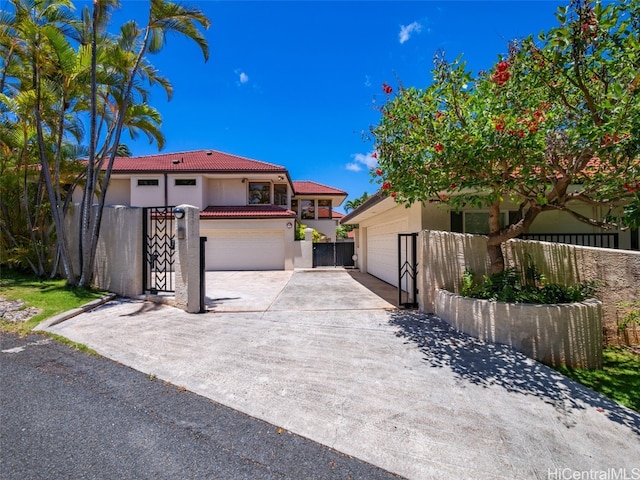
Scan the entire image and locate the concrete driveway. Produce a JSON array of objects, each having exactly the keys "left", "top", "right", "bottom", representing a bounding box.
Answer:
[{"left": 41, "top": 270, "right": 640, "bottom": 480}]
